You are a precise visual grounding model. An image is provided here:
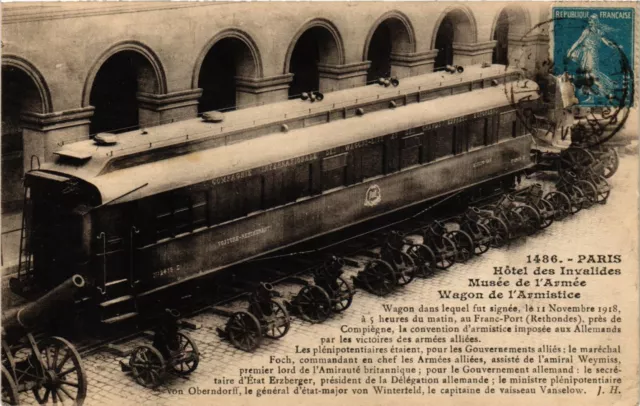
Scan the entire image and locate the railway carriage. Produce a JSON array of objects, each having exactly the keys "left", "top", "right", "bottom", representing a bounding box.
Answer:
[{"left": 13, "top": 72, "right": 539, "bottom": 328}]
